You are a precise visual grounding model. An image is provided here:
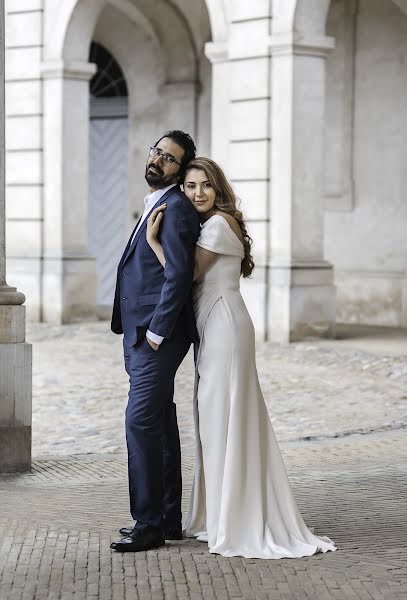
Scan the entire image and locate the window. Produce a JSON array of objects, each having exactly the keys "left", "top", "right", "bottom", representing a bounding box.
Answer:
[{"left": 89, "top": 42, "right": 128, "bottom": 98}]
